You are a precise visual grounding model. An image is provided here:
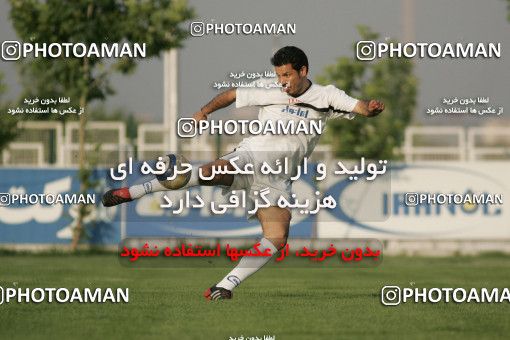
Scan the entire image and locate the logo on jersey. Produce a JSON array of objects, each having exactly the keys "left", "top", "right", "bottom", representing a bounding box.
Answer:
[{"left": 281, "top": 105, "right": 309, "bottom": 118}]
